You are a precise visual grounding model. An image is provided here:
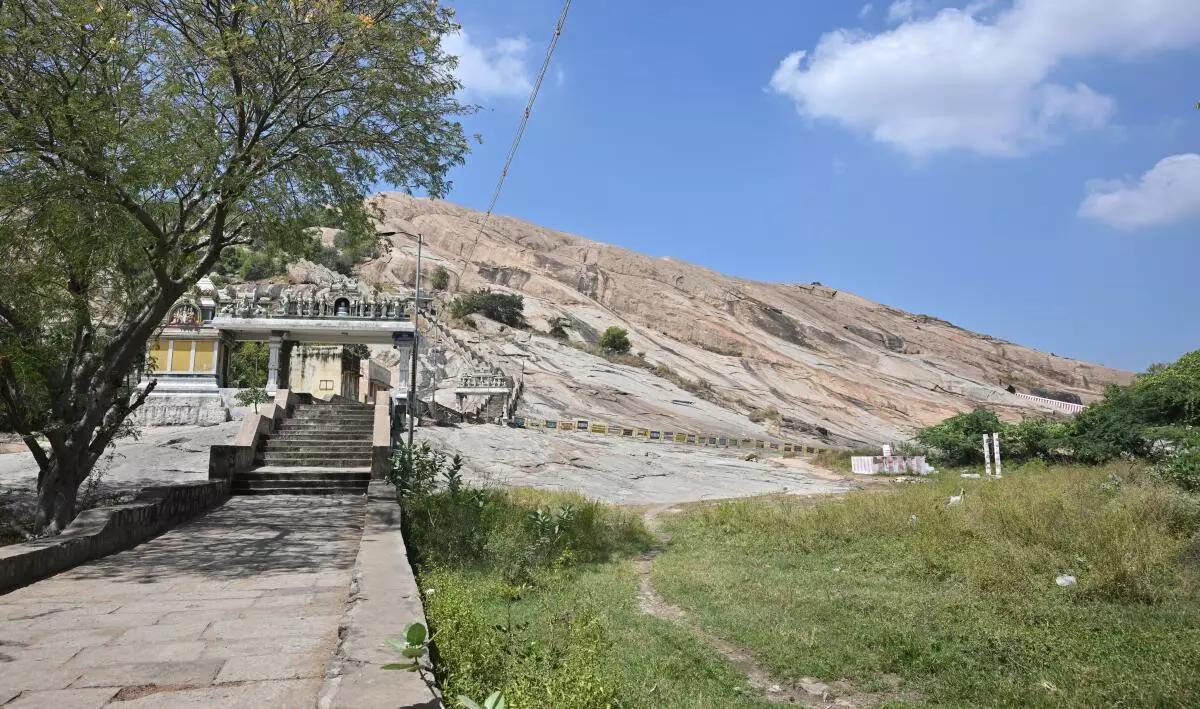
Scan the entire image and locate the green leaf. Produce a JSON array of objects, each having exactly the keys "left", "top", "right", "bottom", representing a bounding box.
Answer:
[
  {"left": 381, "top": 662, "right": 412, "bottom": 671},
  {"left": 401, "top": 646, "right": 426, "bottom": 659},
  {"left": 403, "top": 621, "right": 428, "bottom": 646},
  {"left": 457, "top": 698, "right": 483, "bottom": 709},
  {"left": 386, "top": 638, "right": 407, "bottom": 654}
]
